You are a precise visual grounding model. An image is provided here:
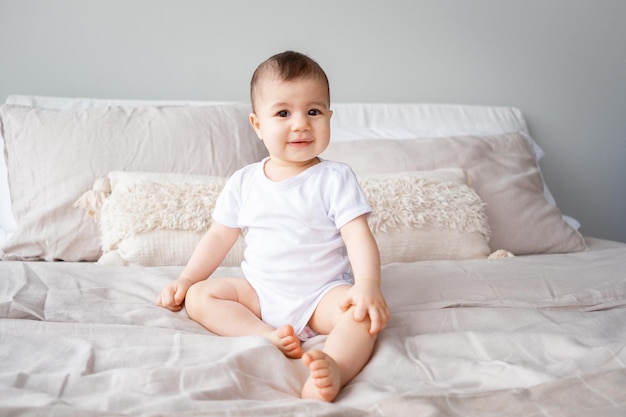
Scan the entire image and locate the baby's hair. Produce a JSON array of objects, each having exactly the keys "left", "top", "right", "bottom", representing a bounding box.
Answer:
[{"left": 250, "top": 50, "right": 330, "bottom": 112}]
